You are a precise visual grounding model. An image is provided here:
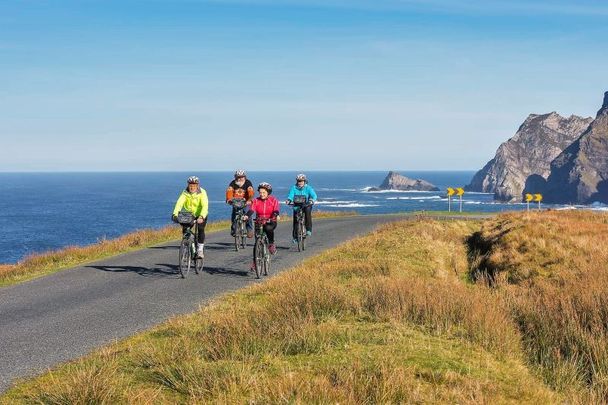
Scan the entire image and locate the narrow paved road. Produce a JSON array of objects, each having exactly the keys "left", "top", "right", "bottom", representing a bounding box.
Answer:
[{"left": 0, "top": 214, "right": 408, "bottom": 392}]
